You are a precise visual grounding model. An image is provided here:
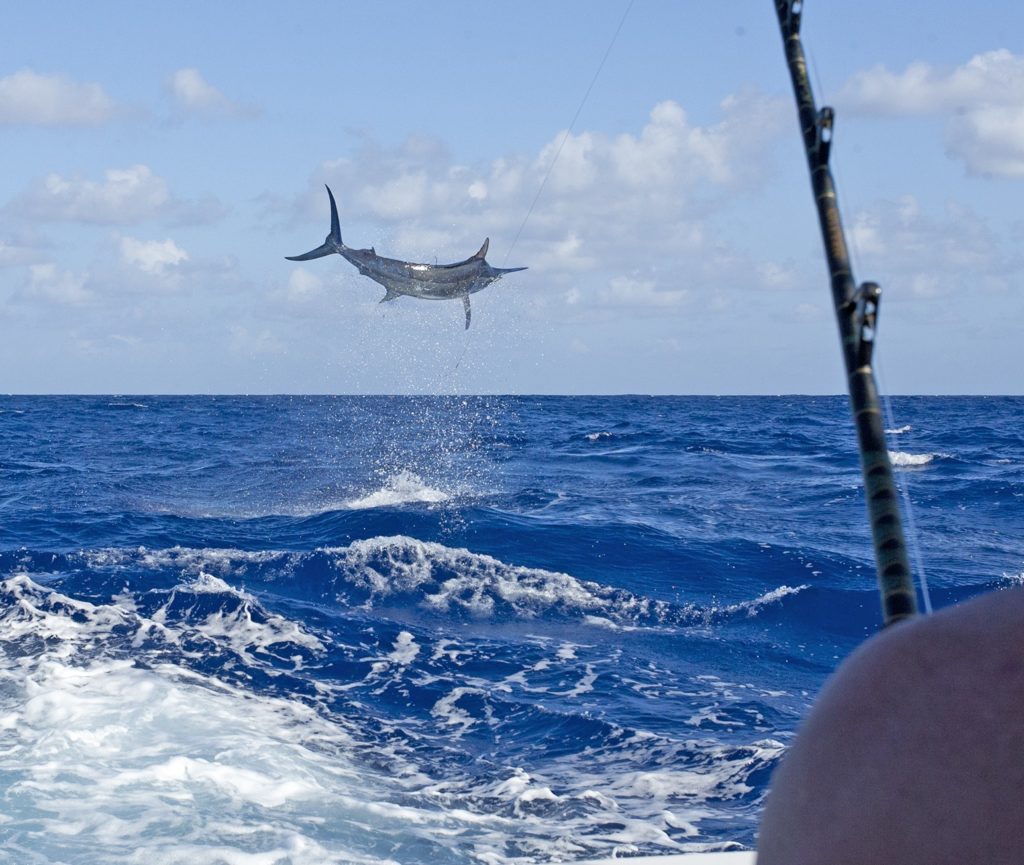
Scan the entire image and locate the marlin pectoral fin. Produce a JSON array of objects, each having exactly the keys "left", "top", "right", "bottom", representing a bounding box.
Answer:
[
  {"left": 462, "top": 295, "right": 471, "bottom": 329},
  {"left": 285, "top": 241, "right": 335, "bottom": 261},
  {"left": 379, "top": 289, "right": 401, "bottom": 303}
]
